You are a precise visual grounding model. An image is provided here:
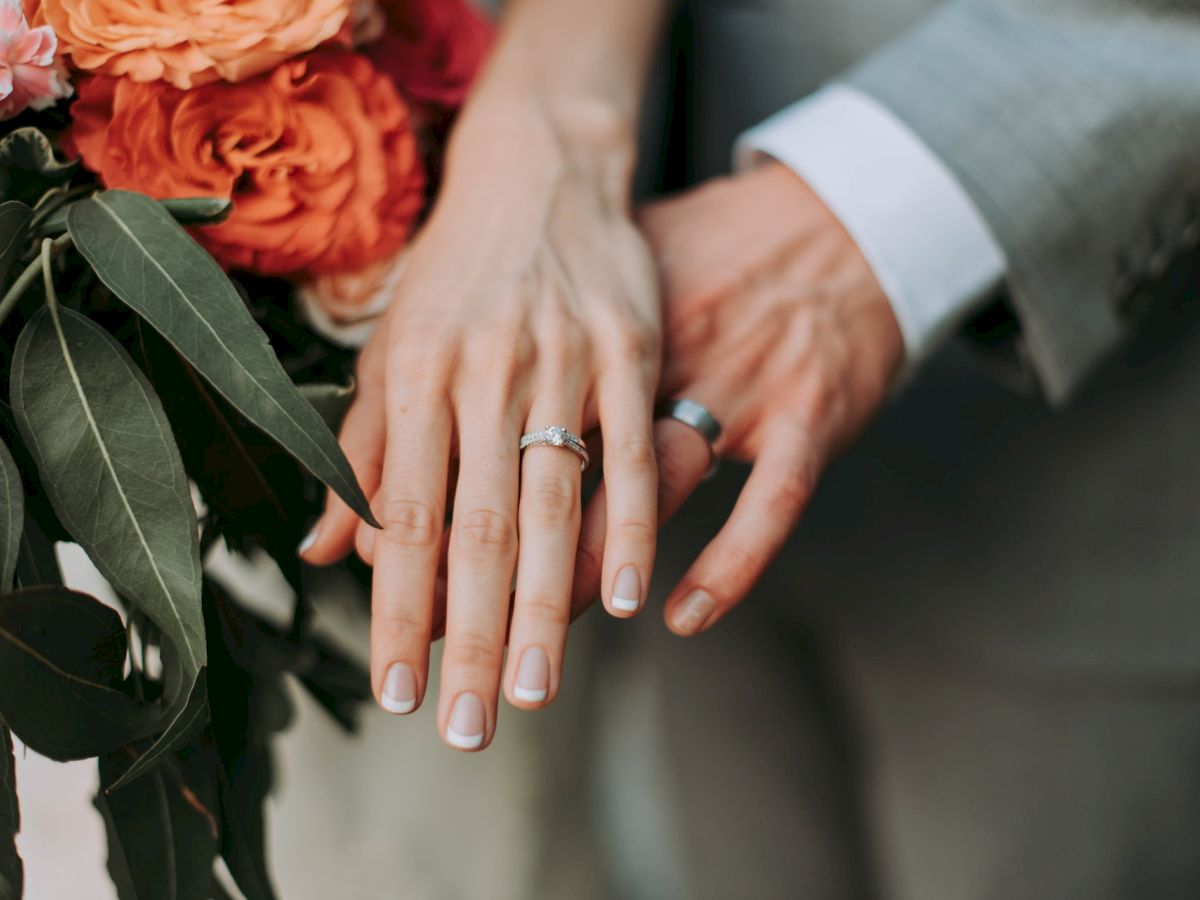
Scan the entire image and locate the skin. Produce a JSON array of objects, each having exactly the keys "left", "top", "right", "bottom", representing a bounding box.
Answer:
[
  {"left": 572, "top": 162, "right": 907, "bottom": 632},
  {"left": 301, "top": 0, "right": 673, "bottom": 750}
]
